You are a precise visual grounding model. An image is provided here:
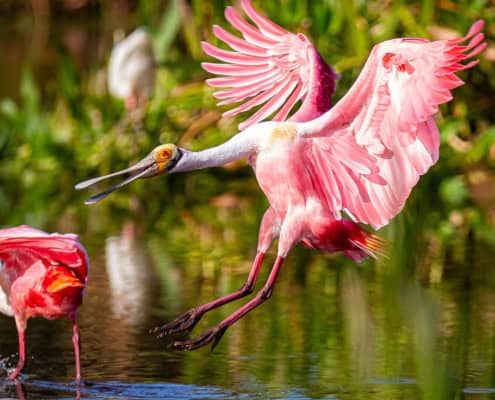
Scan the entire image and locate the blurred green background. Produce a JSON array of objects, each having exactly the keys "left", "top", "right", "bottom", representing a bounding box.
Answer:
[{"left": 1, "top": 0, "right": 495, "bottom": 399}]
